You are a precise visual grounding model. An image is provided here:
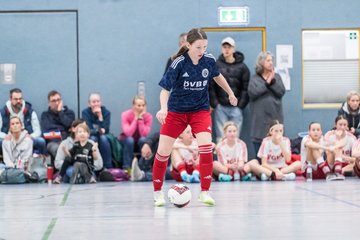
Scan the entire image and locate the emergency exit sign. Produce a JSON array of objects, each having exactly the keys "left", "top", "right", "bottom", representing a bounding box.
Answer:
[{"left": 218, "top": 7, "right": 249, "bottom": 25}]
